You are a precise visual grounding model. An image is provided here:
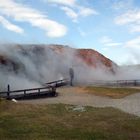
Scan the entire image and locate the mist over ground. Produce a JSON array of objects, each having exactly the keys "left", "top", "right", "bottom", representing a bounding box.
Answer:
[{"left": 0, "top": 44, "right": 140, "bottom": 91}]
